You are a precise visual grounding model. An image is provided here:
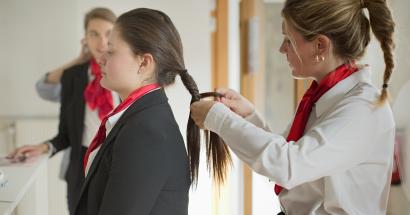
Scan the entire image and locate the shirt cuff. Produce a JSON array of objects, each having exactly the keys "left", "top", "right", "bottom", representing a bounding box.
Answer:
[
  {"left": 46, "top": 142, "right": 57, "bottom": 157},
  {"left": 35, "top": 74, "right": 62, "bottom": 102},
  {"left": 244, "top": 110, "right": 259, "bottom": 122},
  {"left": 204, "top": 102, "right": 232, "bottom": 134}
]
